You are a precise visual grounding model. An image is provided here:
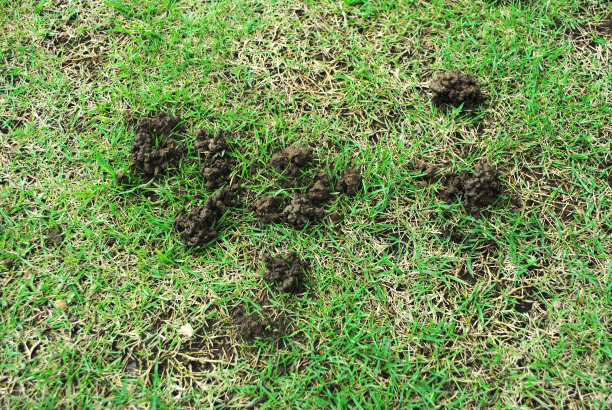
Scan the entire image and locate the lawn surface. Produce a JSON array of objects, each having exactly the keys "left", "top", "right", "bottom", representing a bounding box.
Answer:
[{"left": 1, "top": 0, "right": 611, "bottom": 407}]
